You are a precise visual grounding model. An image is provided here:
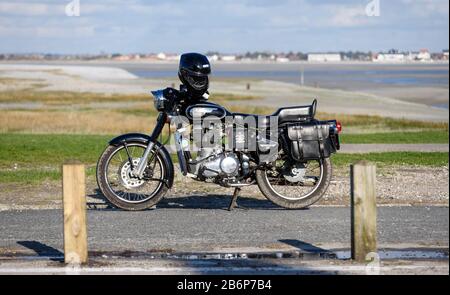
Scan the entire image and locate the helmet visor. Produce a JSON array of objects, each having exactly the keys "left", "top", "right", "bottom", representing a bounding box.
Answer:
[{"left": 180, "top": 68, "right": 209, "bottom": 91}]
